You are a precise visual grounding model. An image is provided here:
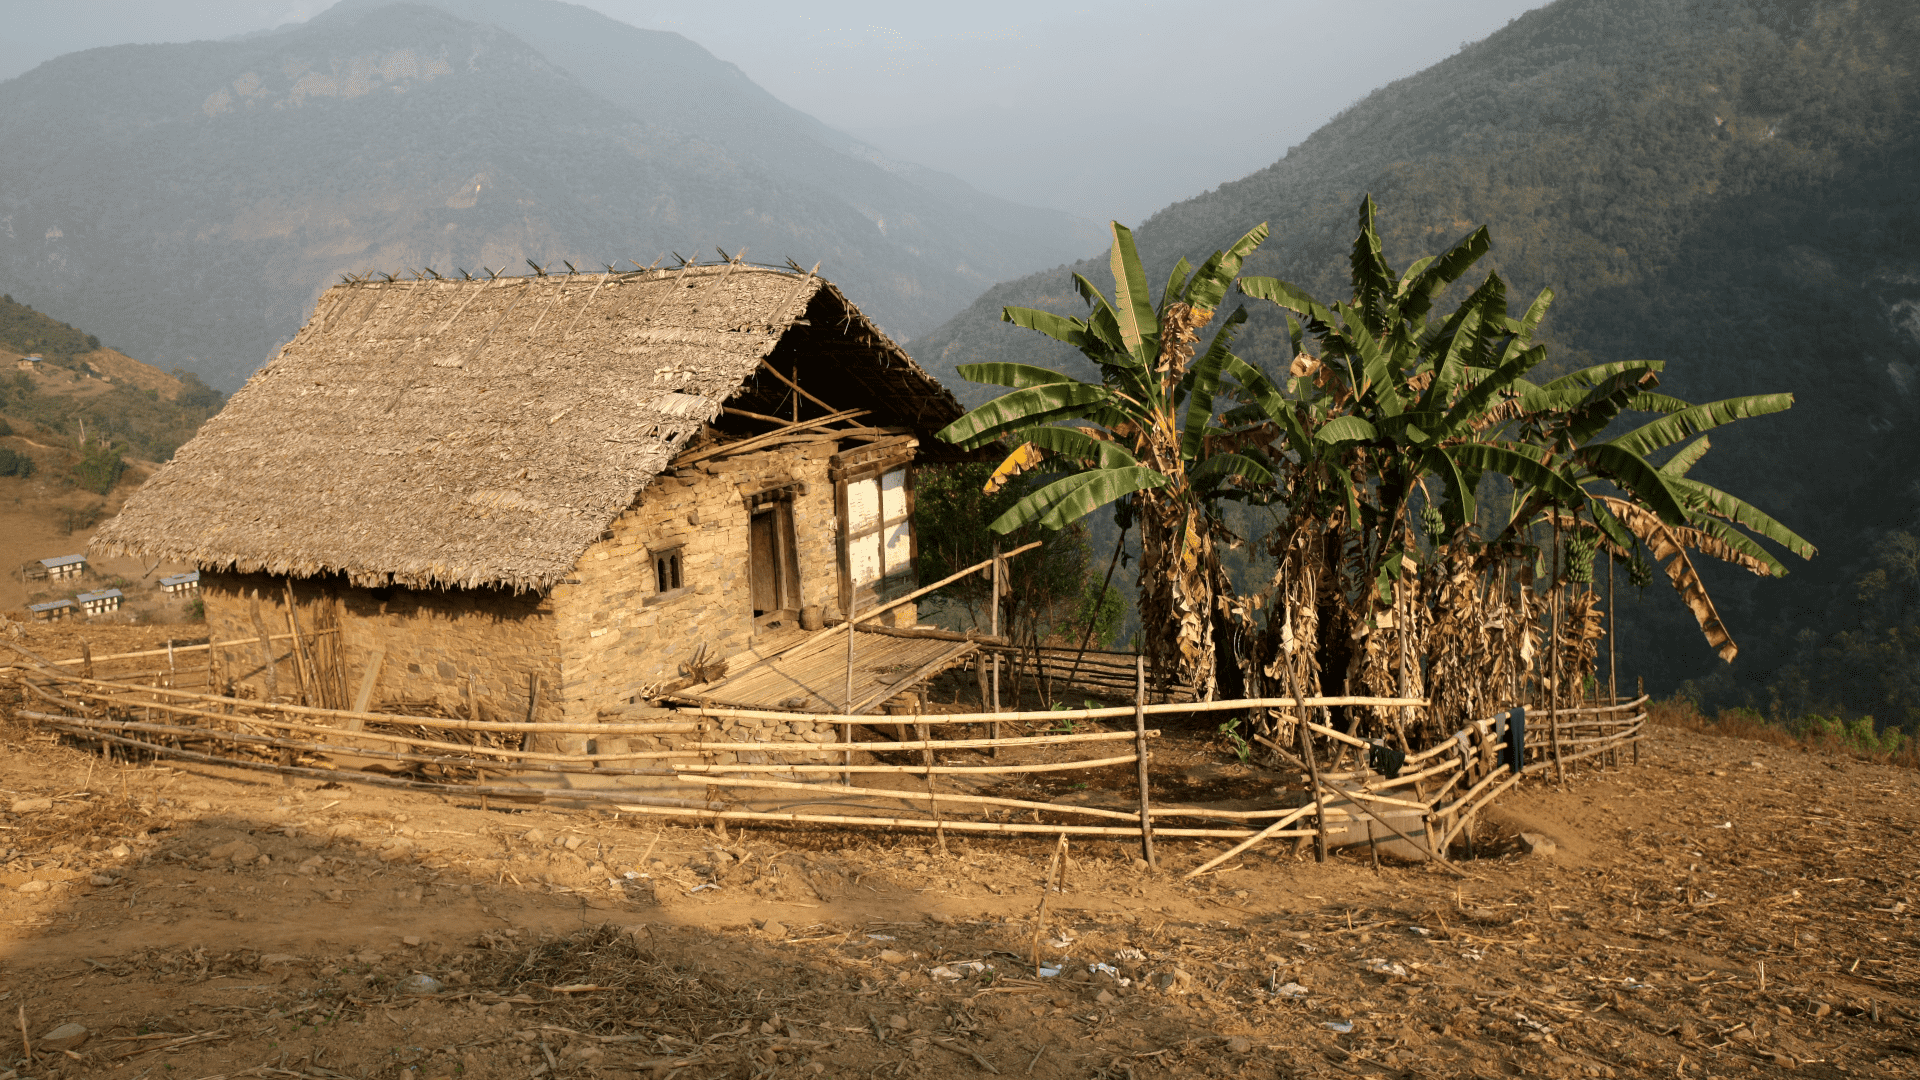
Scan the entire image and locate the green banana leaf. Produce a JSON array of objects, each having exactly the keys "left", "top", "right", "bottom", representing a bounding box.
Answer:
[
  {"left": 1668, "top": 475, "right": 1815, "bottom": 559},
  {"left": 1158, "top": 257, "right": 1193, "bottom": 319},
  {"left": 1447, "top": 441, "right": 1585, "bottom": 506},
  {"left": 1400, "top": 226, "right": 1493, "bottom": 324},
  {"left": 998, "top": 309, "right": 1093, "bottom": 351},
  {"left": 1572, "top": 443, "right": 1690, "bottom": 525},
  {"left": 937, "top": 381, "right": 1114, "bottom": 449},
  {"left": 1608, "top": 393, "right": 1796, "bottom": 458},
  {"left": 1542, "top": 359, "right": 1664, "bottom": 393},
  {"left": 1315, "top": 415, "right": 1379, "bottom": 446},
  {"left": 1107, "top": 223, "right": 1159, "bottom": 365},
  {"left": 1428, "top": 446, "right": 1477, "bottom": 528},
  {"left": 1237, "top": 275, "right": 1339, "bottom": 331},
  {"left": 1017, "top": 426, "right": 1143, "bottom": 470},
  {"left": 1440, "top": 344, "right": 1548, "bottom": 434},
  {"left": 1660, "top": 435, "right": 1711, "bottom": 477},
  {"left": 1189, "top": 451, "right": 1276, "bottom": 490},
  {"left": 955, "top": 360, "right": 1077, "bottom": 389},
  {"left": 989, "top": 466, "right": 1170, "bottom": 533},
  {"left": 1184, "top": 223, "right": 1270, "bottom": 313},
  {"left": 1177, "top": 309, "right": 1248, "bottom": 461}
]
